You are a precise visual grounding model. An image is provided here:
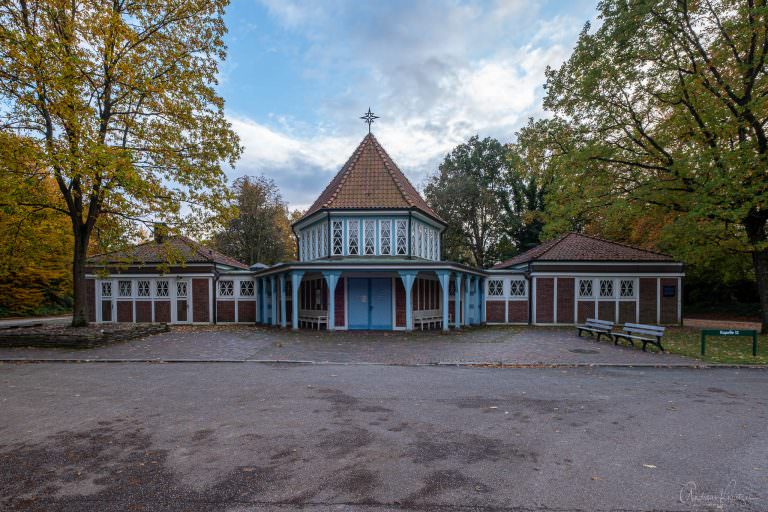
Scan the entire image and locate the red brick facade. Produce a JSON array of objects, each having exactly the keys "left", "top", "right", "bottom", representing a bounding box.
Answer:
[
  {"left": 618, "top": 301, "right": 636, "bottom": 324},
  {"left": 154, "top": 301, "right": 171, "bottom": 323},
  {"left": 335, "top": 277, "right": 345, "bottom": 327},
  {"left": 486, "top": 301, "right": 505, "bottom": 323},
  {"left": 577, "top": 301, "right": 594, "bottom": 324},
  {"left": 177, "top": 300, "right": 187, "bottom": 322},
  {"left": 117, "top": 301, "right": 132, "bottom": 322},
  {"left": 535, "top": 278, "right": 554, "bottom": 323},
  {"left": 192, "top": 278, "right": 210, "bottom": 323},
  {"left": 135, "top": 301, "right": 152, "bottom": 323},
  {"left": 597, "top": 301, "right": 614, "bottom": 322},
  {"left": 238, "top": 301, "right": 256, "bottom": 323},
  {"left": 660, "top": 278, "right": 678, "bottom": 324},
  {"left": 639, "top": 278, "right": 657, "bottom": 324},
  {"left": 217, "top": 300, "right": 235, "bottom": 322},
  {"left": 395, "top": 278, "right": 405, "bottom": 327},
  {"left": 101, "top": 300, "right": 112, "bottom": 322},
  {"left": 508, "top": 300, "right": 528, "bottom": 323},
  {"left": 556, "top": 278, "right": 575, "bottom": 323}
]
